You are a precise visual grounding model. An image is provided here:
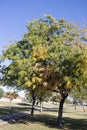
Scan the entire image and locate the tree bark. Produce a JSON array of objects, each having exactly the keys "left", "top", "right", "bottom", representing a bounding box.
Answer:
[
  {"left": 9, "top": 99, "right": 12, "bottom": 108},
  {"left": 40, "top": 101, "right": 43, "bottom": 112},
  {"left": 57, "top": 93, "right": 68, "bottom": 128},
  {"left": 31, "top": 93, "right": 36, "bottom": 116},
  {"left": 82, "top": 105, "right": 85, "bottom": 112},
  {"left": 39, "top": 96, "right": 43, "bottom": 113},
  {"left": 74, "top": 99, "right": 77, "bottom": 110},
  {"left": 74, "top": 103, "right": 77, "bottom": 110}
]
